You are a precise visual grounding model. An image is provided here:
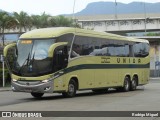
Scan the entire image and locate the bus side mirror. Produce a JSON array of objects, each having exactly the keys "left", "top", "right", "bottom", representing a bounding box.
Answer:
[
  {"left": 3, "top": 43, "right": 16, "bottom": 57},
  {"left": 3, "top": 43, "right": 17, "bottom": 74},
  {"left": 48, "top": 42, "right": 68, "bottom": 57},
  {"left": 48, "top": 42, "right": 68, "bottom": 70}
]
